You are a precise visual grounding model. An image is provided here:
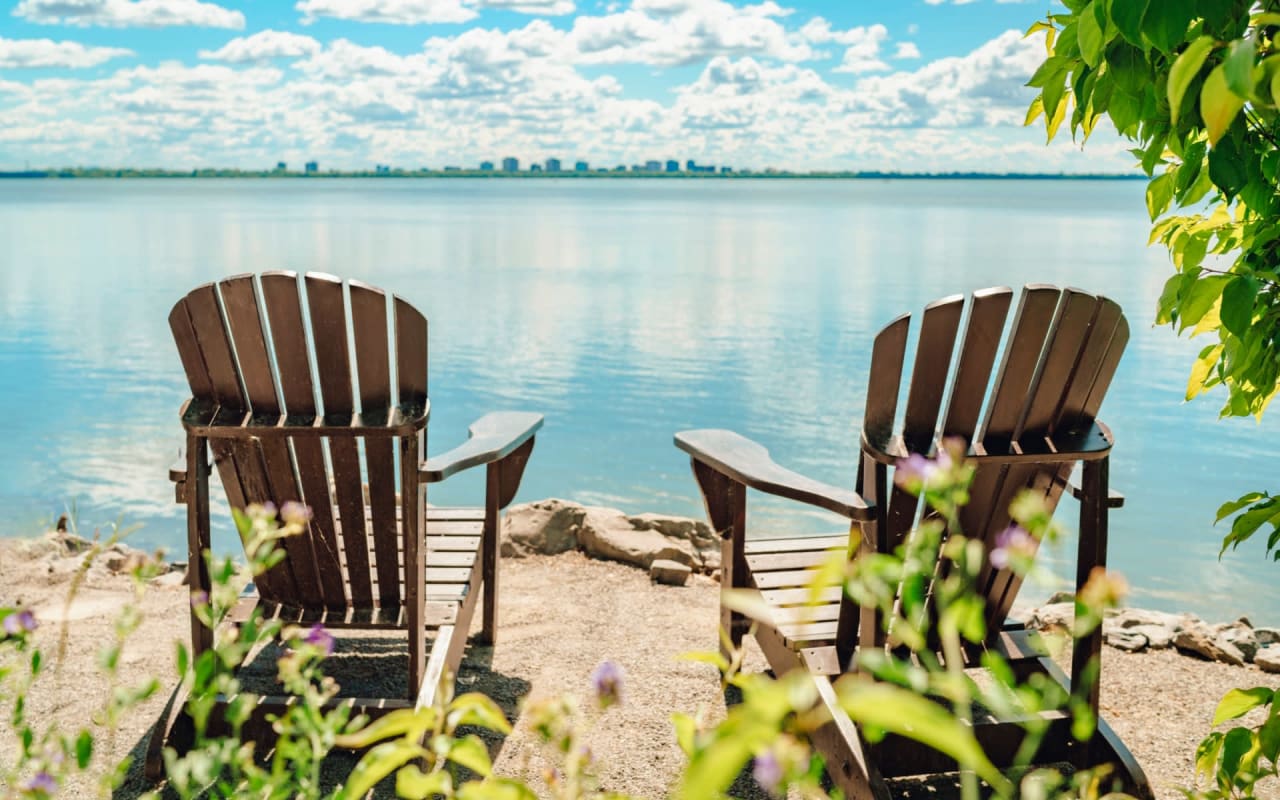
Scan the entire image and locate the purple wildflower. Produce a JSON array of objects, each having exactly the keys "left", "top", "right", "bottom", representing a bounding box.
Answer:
[
  {"left": 3, "top": 610, "right": 37, "bottom": 636},
  {"left": 304, "top": 623, "right": 335, "bottom": 657},
  {"left": 590, "top": 660, "right": 625, "bottom": 709},
  {"left": 989, "top": 525, "right": 1037, "bottom": 570},
  {"left": 280, "top": 501, "right": 313, "bottom": 526},
  {"left": 189, "top": 590, "right": 209, "bottom": 610},
  {"left": 894, "top": 453, "right": 935, "bottom": 489},
  {"left": 753, "top": 751, "right": 783, "bottom": 796},
  {"left": 22, "top": 771, "right": 57, "bottom": 795}
]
